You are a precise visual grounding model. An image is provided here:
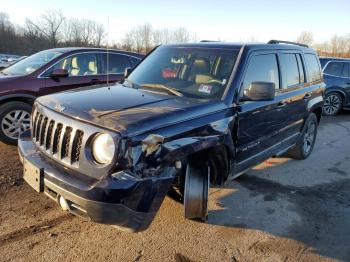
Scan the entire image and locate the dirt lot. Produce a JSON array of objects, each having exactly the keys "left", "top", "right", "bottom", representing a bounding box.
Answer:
[{"left": 1, "top": 114, "right": 350, "bottom": 262}]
